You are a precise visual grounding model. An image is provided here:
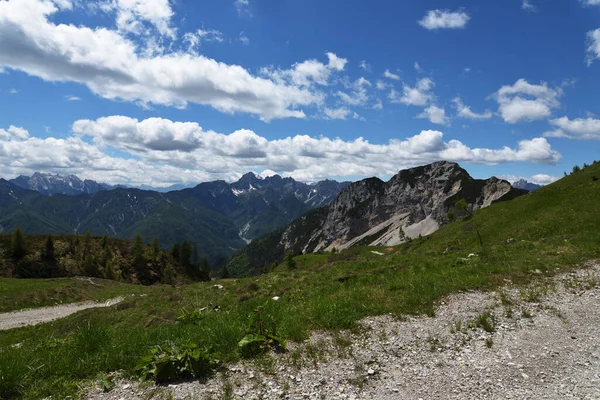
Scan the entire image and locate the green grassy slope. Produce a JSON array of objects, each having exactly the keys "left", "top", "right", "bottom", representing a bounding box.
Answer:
[
  {"left": 0, "top": 278, "right": 151, "bottom": 313},
  {"left": 1, "top": 162, "right": 599, "bottom": 399}
]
